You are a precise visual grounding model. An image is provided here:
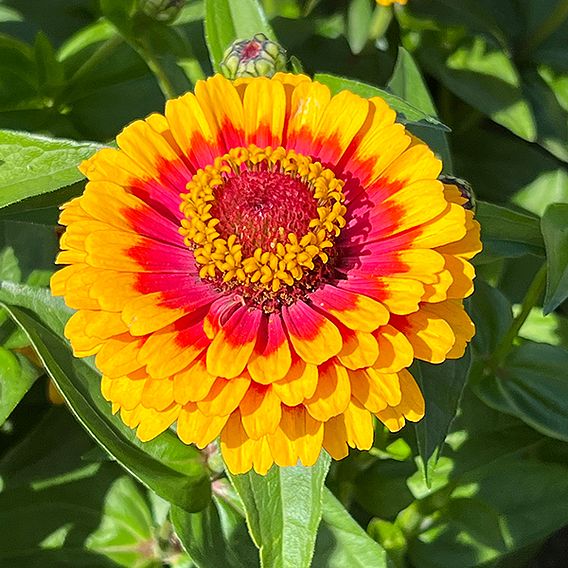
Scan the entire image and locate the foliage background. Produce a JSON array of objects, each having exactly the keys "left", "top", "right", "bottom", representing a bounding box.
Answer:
[{"left": 0, "top": 0, "right": 567, "bottom": 567}]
